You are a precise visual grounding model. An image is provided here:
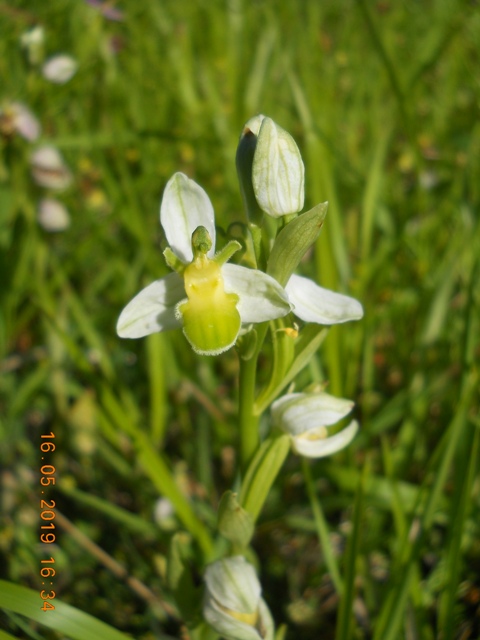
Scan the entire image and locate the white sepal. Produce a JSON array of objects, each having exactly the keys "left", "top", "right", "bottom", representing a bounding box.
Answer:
[
  {"left": 222, "top": 263, "right": 292, "bottom": 323},
  {"left": 160, "top": 172, "right": 215, "bottom": 263},
  {"left": 116, "top": 272, "right": 185, "bottom": 338},
  {"left": 286, "top": 274, "right": 364, "bottom": 325}
]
